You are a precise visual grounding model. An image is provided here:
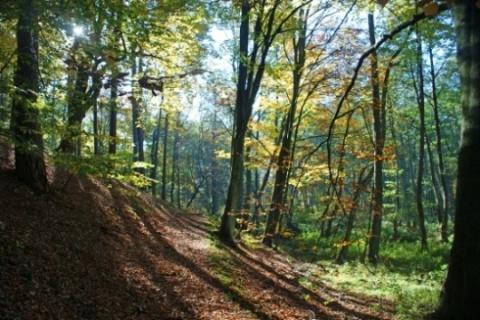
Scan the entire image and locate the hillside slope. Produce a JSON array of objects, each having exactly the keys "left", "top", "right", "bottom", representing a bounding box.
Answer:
[{"left": 0, "top": 166, "right": 395, "bottom": 320}]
